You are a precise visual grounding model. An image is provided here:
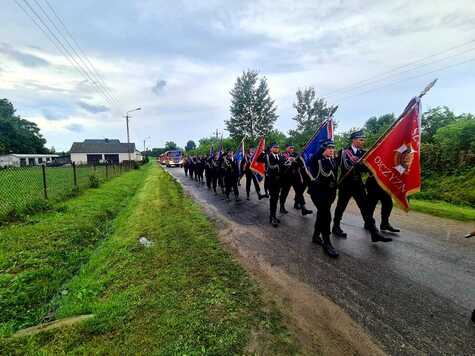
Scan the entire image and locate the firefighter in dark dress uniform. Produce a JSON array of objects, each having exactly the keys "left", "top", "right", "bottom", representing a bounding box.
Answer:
[
  {"left": 332, "top": 130, "right": 392, "bottom": 243},
  {"left": 242, "top": 147, "right": 265, "bottom": 200},
  {"left": 205, "top": 155, "right": 212, "bottom": 190},
  {"left": 183, "top": 156, "right": 189, "bottom": 176},
  {"left": 366, "top": 174, "right": 400, "bottom": 232},
  {"left": 280, "top": 144, "right": 313, "bottom": 216},
  {"left": 210, "top": 153, "right": 220, "bottom": 194},
  {"left": 188, "top": 156, "right": 195, "bottom": 180},
  {"left": 223, "top": 150, "right": 240, "bottom": 201},
  {"left": 258, "top": 143, "right": 286, "bottom": 227},
  {"left": 308, "top": 139, "right": 339, "bottom": 257}
]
